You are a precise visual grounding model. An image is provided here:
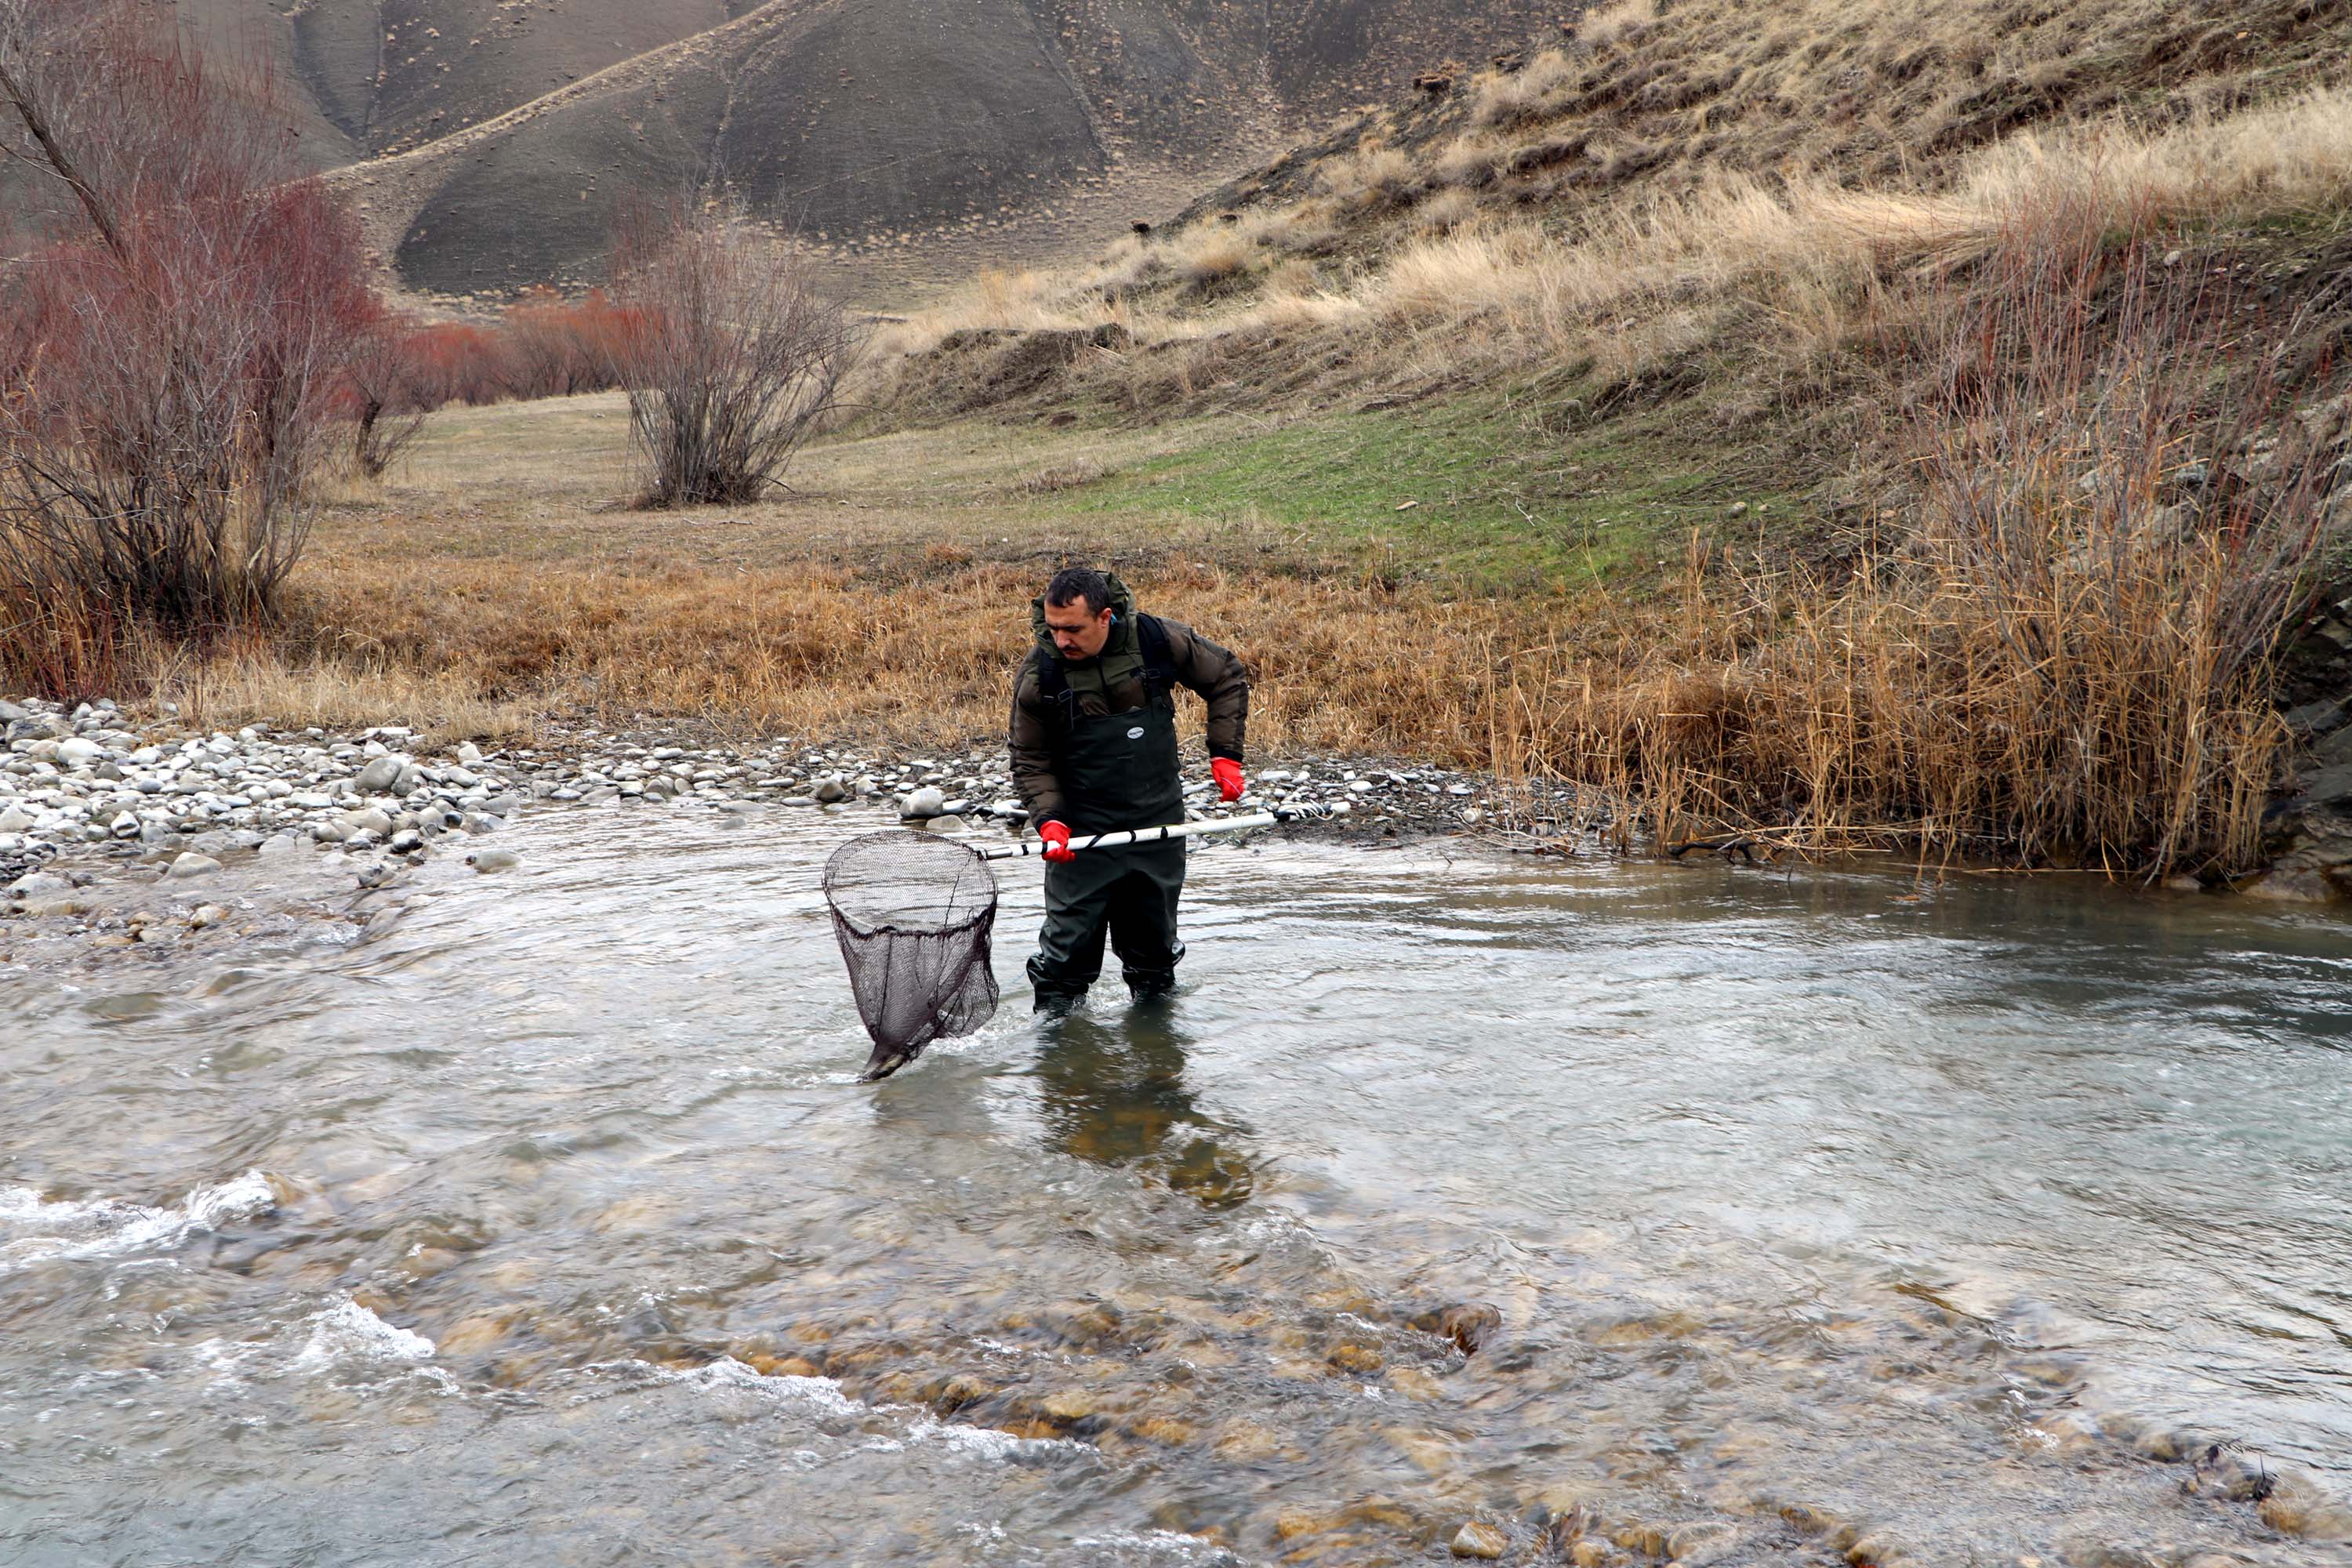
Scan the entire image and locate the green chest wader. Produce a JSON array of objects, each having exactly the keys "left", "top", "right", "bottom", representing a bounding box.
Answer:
[
  {"left": 1029, "top": 618, "right": 1189, "bottom": 1003},
  {"left": 1056, "top": 694, "right": 1185, "bottom": 833}
]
